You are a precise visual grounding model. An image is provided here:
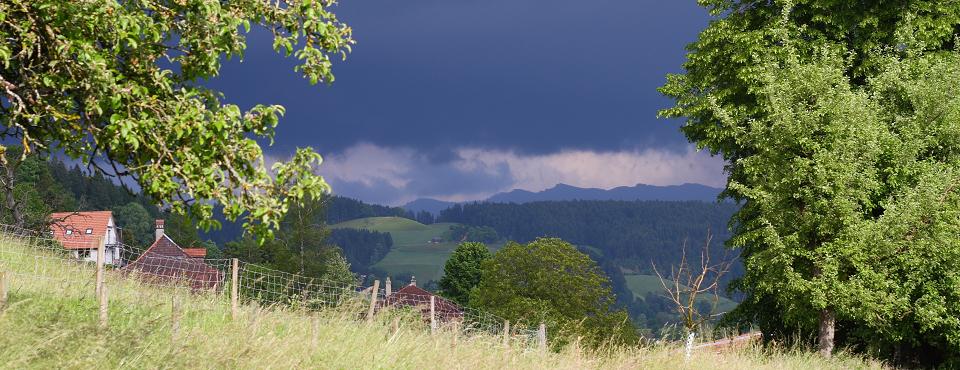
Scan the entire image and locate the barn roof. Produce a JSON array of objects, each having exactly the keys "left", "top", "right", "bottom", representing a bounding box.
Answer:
[
  {"left": 48, "top": 211, "right": 113, "bottom": 250},
  {"left": 383, "top": 284, "right": 464, "bottom": 322},
  {"left": 122, "top": 235, "right": 223, "bottom": 290},
  {"left": 182, "top": 248, "right": 207, "bottom": 258}
]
